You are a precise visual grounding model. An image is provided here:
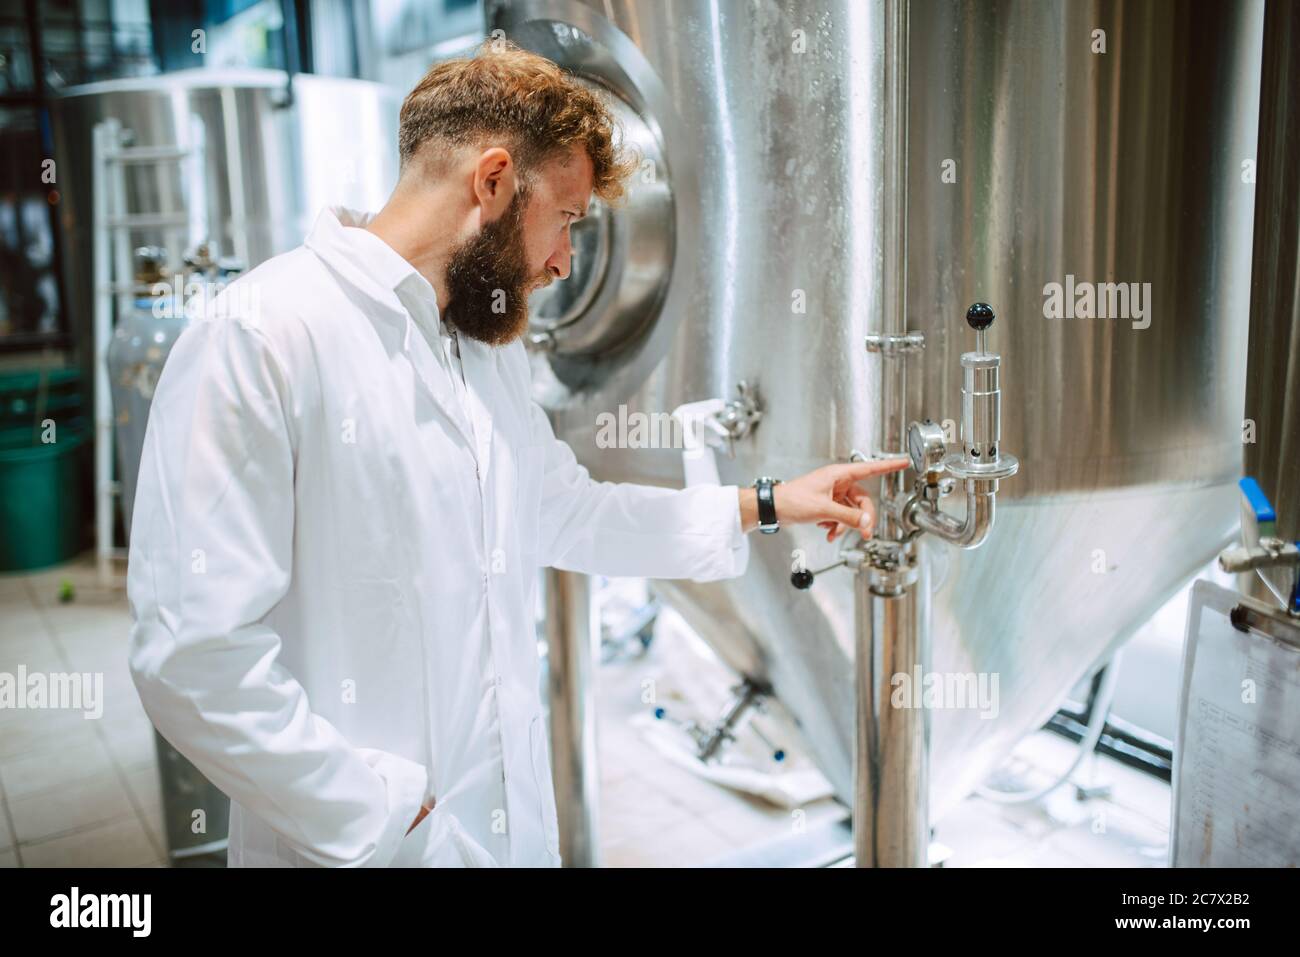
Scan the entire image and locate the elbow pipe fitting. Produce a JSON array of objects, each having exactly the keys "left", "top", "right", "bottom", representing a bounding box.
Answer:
[{"left": 902, "top": 484, "right": 996, "bottom": 550}]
